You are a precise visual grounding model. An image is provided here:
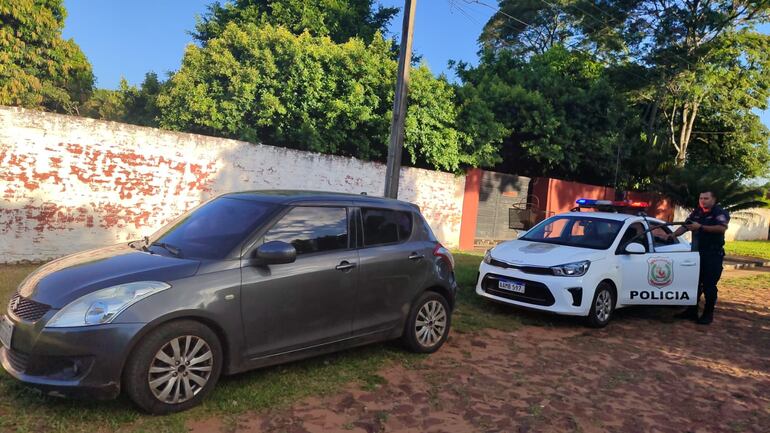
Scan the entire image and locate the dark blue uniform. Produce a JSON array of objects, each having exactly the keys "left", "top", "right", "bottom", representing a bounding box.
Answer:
[{"left": 686, "top": 205, "right": 730, "bottom": 322}]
